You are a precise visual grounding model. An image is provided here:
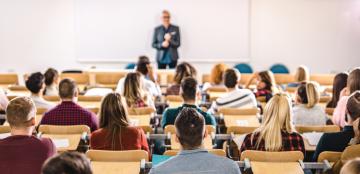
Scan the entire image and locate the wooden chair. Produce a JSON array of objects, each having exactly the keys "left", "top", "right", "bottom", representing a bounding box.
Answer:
[
  {"left": 0, "top": 126, "right": 10, "bottom": 133},
  {"left": 295, "top": 125, "right": 340, "bottom": 134},
  {"left": 310, "top": 74, "right": 335, "bottom": 86},
  {"left": 78, "top": 95, "right": 103, "bottom": 102},
  {"left": 164, "top": 149, "right": 226, "bottom": 157},
  {"left": 164, "top": 125, "right": 215, "bottom": 134},
  {"left": 127, "top": 107, "right": 154, "bottom": 130},
  {"left": 166, "top": 95, "right": 183, "bottom": 108},
  {"left": 86, "top": 150, "right": 149, "bottom": 162},
  {"left": 0, "top": 73, "right": 18, "bottom": 87},
  {"left": 202, "top": 74, "right": 210, "bottom": 84},
  {"left": 240, "top": 150, "right": 304, "bottom": 162},
  {"left": 43, "top": 95, "right": 60, "bottom": 102},
  {"left": 94, "top": 72, "right": 126, "bottom": 89},
  {"left": 274, "top": 74, "right": 295, "bottom": 85},
  {"left": 60, "top": 73, "right": 90, "bottom": 86},
  {"left": 226, "top": 126, "right": 258, "bottom": 135},
  {"left": 38, "top": 125, "right": 91, "bottom": 134},
  {"left": 7, "top": 85, "right": 27, "bottom": 91},
  {"left": 218, "top": 108, "right": 260, "bottom": 116},
  {"left": 318, "top": 151, "right": 342, "bottom": 163}
]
